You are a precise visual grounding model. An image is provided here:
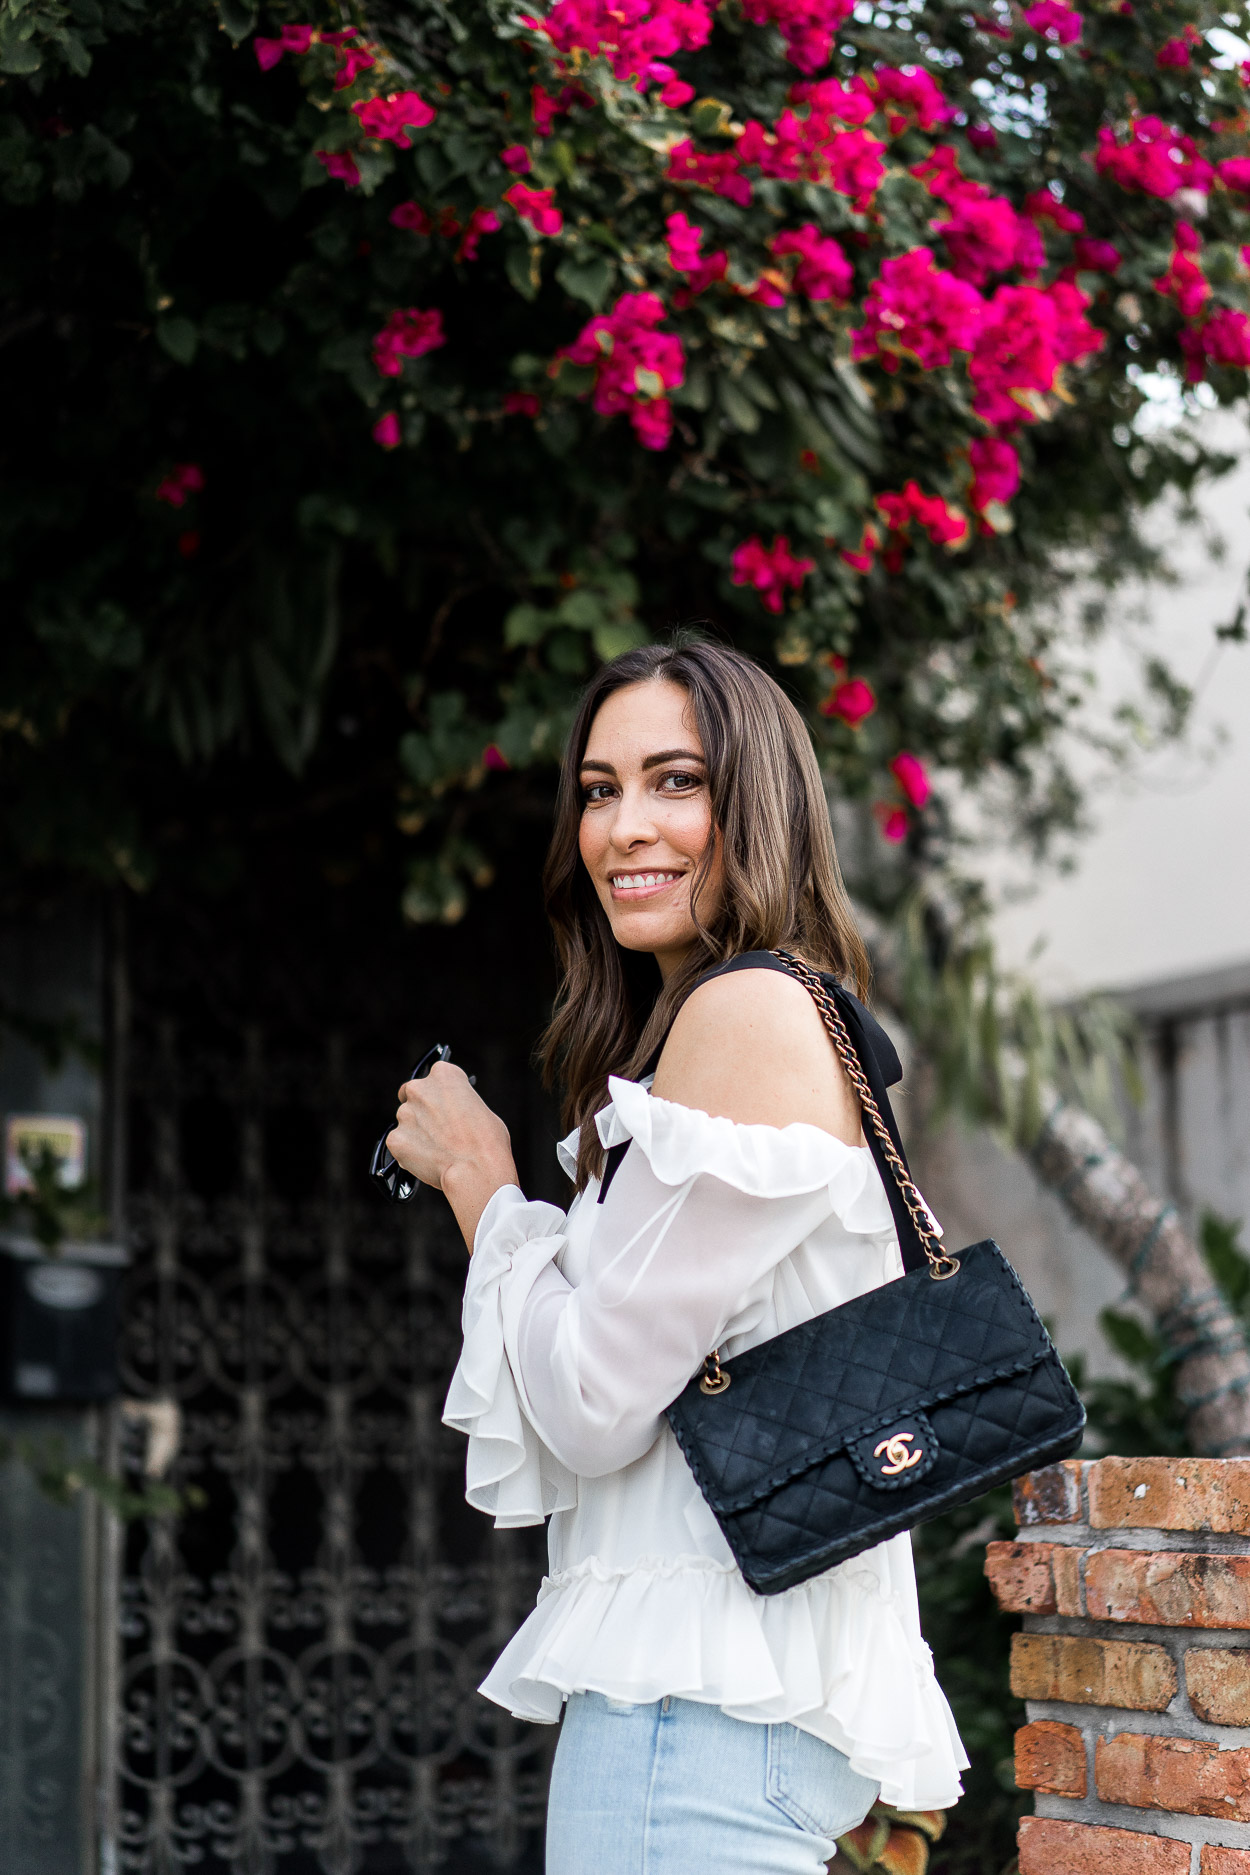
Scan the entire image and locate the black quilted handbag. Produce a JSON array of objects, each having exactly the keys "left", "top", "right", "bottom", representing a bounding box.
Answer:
[{"left": 664, "top": 949, "right": 1085, "bottom": 1597}]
